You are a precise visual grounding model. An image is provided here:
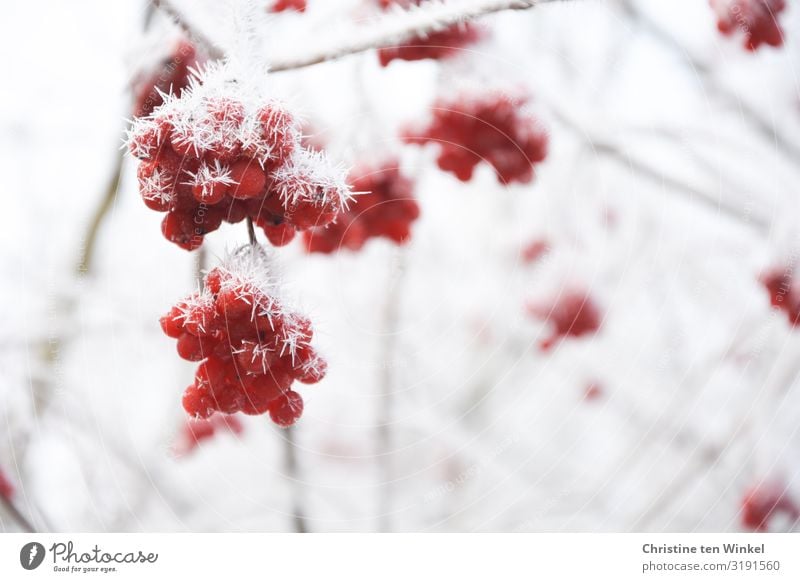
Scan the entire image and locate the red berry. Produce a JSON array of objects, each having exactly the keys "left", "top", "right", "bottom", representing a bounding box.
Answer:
[
  {"left": 176, "top": 332, "right": 206, "bottom": 361},
  {"left": 259, "top": 220, "right": 296, "bottom": 247},
  {"left": 230, "top": 159, "right": 267, "bottom": 199},
  {"left": 160, "top": 304, "right": 186, "bottom": 338},
  {"left": 268, "top": 390, "right": 304, "bottom": 427},
  {"left": 182, "top": 383, "right": 215, "bottom": 419}
]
